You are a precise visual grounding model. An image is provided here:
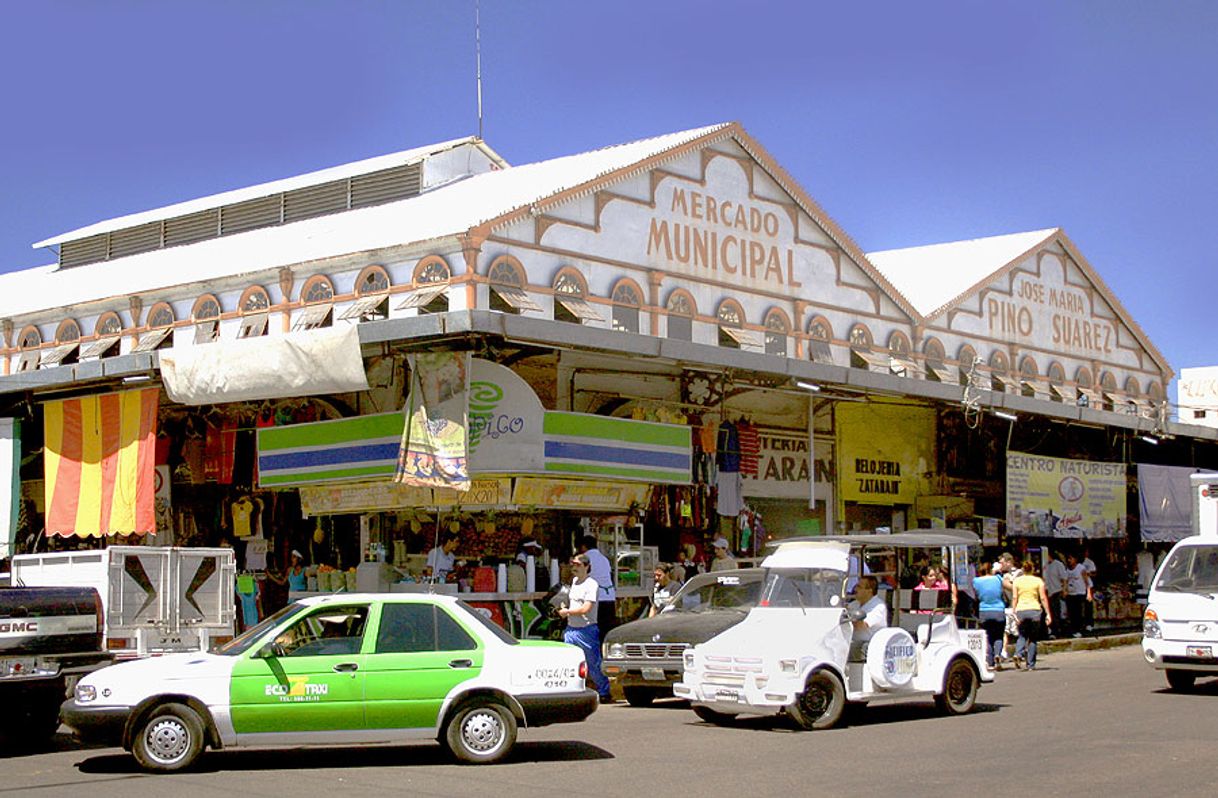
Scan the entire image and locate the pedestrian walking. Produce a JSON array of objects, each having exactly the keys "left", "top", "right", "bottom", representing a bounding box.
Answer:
[{"left": 1011, "top": 559, "right": 1052, "bottom": 670}]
